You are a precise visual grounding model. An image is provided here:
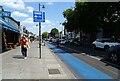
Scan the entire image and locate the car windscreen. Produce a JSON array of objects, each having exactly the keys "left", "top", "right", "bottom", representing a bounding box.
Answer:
[{"left": 102, "top": 40, "right": 119, "bottom": 43}]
